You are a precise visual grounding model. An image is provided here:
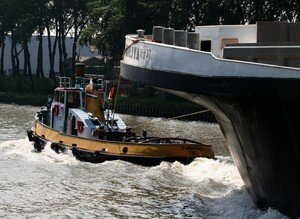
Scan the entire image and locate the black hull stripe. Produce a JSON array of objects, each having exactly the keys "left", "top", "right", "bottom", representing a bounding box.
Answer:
[{"left": 121, "top": 62, "right": 300, "bottom": 100}]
